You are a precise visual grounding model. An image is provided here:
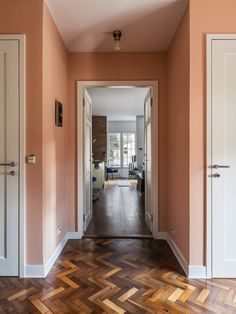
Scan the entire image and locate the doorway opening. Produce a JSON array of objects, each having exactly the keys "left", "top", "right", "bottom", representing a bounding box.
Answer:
[{"left": 77, "top": 81, "right": 158, "bottom": 238}]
